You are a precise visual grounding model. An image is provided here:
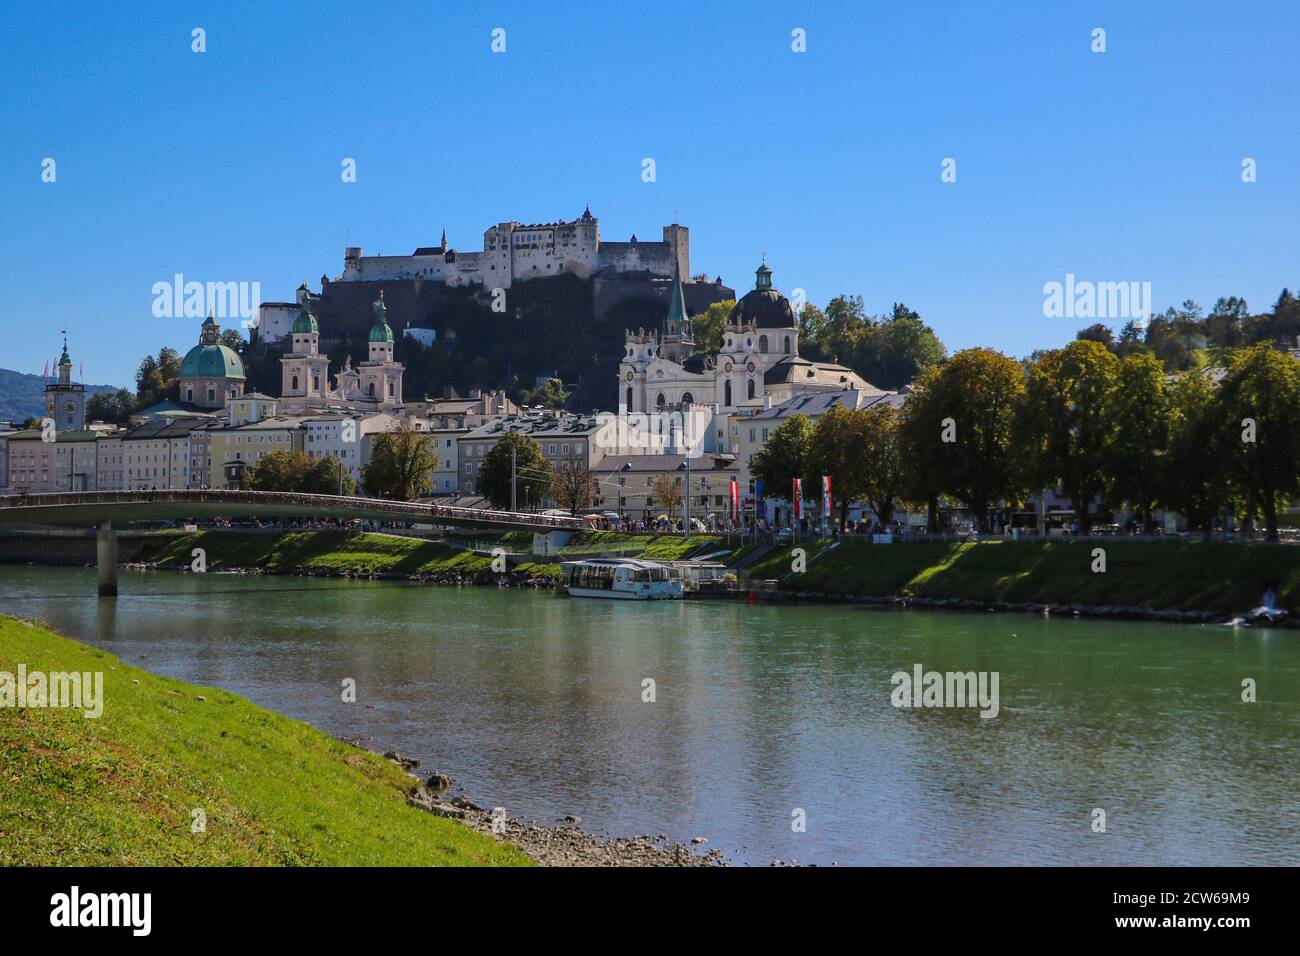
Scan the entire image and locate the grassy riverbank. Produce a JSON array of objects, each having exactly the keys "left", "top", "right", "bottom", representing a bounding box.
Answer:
[
  {"left": 746, "top": 538, "right": 1300, "bottom": 614},
  {"left": 138, "top": 530, "right": 498, "bottom": 577},
  {"left": 0, "top": 615, "right": 531, "bottom": 866},
  {"left": 128, "top": 529, "right": 1299, "bottom": 616},
  {"left": 135, "top": 529, "right": 721, "bottom": 577}
]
